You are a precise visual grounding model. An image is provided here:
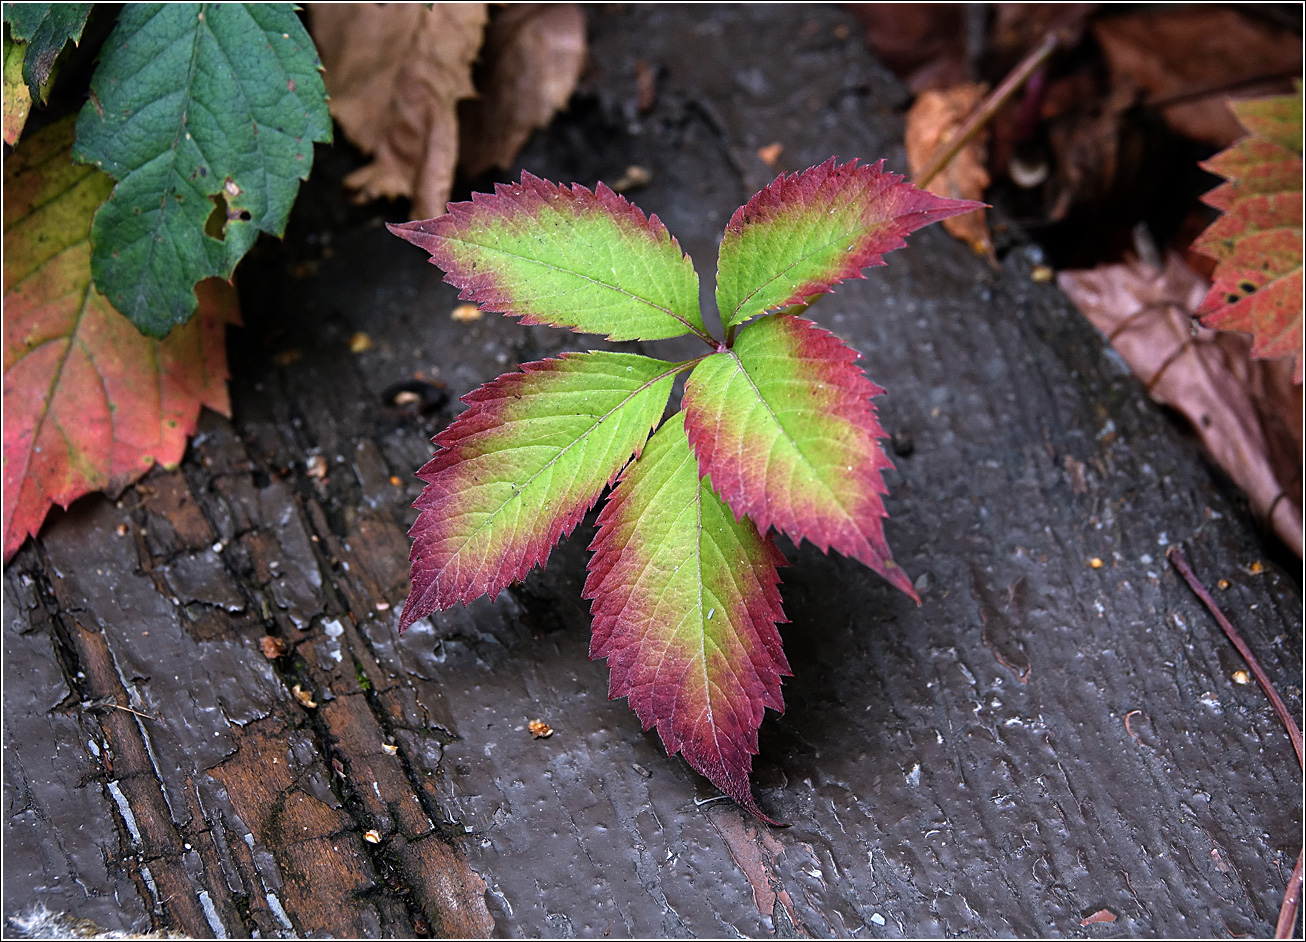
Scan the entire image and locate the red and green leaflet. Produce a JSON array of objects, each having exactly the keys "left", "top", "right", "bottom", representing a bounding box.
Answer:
[
  {"left": 585, "top": 415, "right": 789, "bottom": 823},
  {"left": 392, "top": 158, "right": 980, "bottom": 819},
  {"left": 682, "top": 313, "right": 918, "bottom": 601},
  {"left": 399, "top": 352, "right": 677, "bottom": 624},
  {"left": 1193, "top": 87, "right": 1303, "bottom": 383},
  {"left": 716, "top": 157, "right": 979, "bottom": 331},
  {"left": 388, "top": 174, "right": 708, "bottom": 343}
]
